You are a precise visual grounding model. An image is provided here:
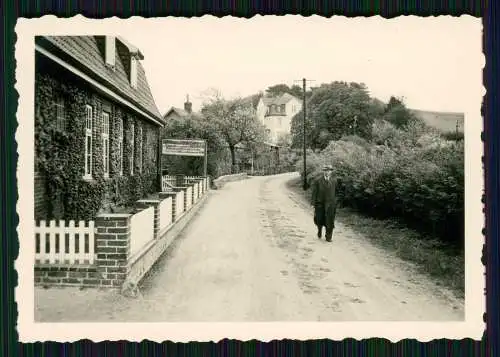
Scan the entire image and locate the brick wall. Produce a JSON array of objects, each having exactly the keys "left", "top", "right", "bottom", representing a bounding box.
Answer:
[{"left": 35, "top": 265, "right": 101, "bottom": 287}]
